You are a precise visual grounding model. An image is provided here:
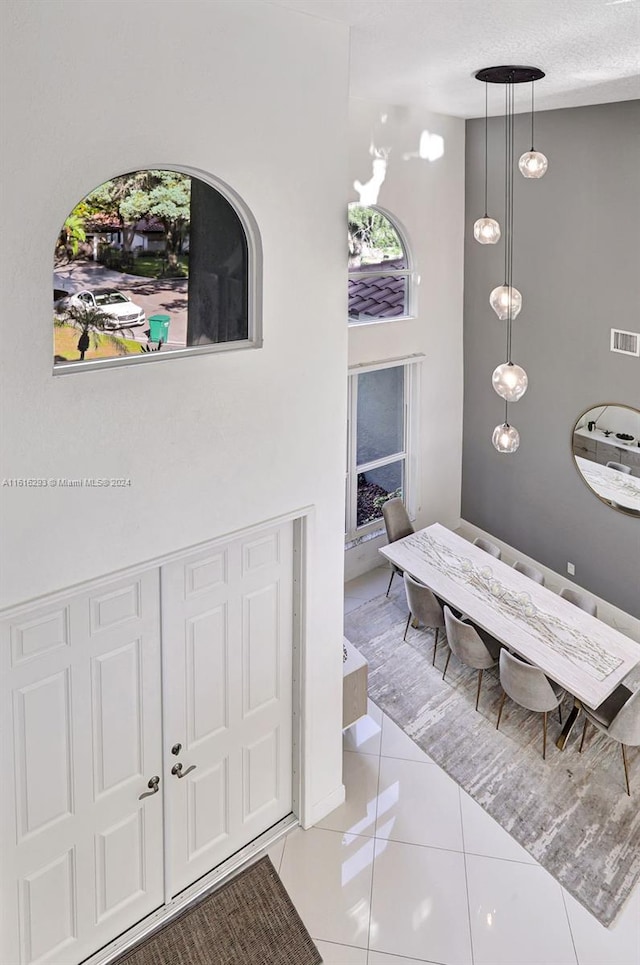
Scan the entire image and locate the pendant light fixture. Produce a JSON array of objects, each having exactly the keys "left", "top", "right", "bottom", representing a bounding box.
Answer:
[
  {"left": 519, "top": 81, "right": 548, "bottom": 178},
  {"left": 473, "top": 81, "right": 501, "bottom": 244},
  {"left": 474, "top": 65, "right": 546, "bottom": 454}
]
